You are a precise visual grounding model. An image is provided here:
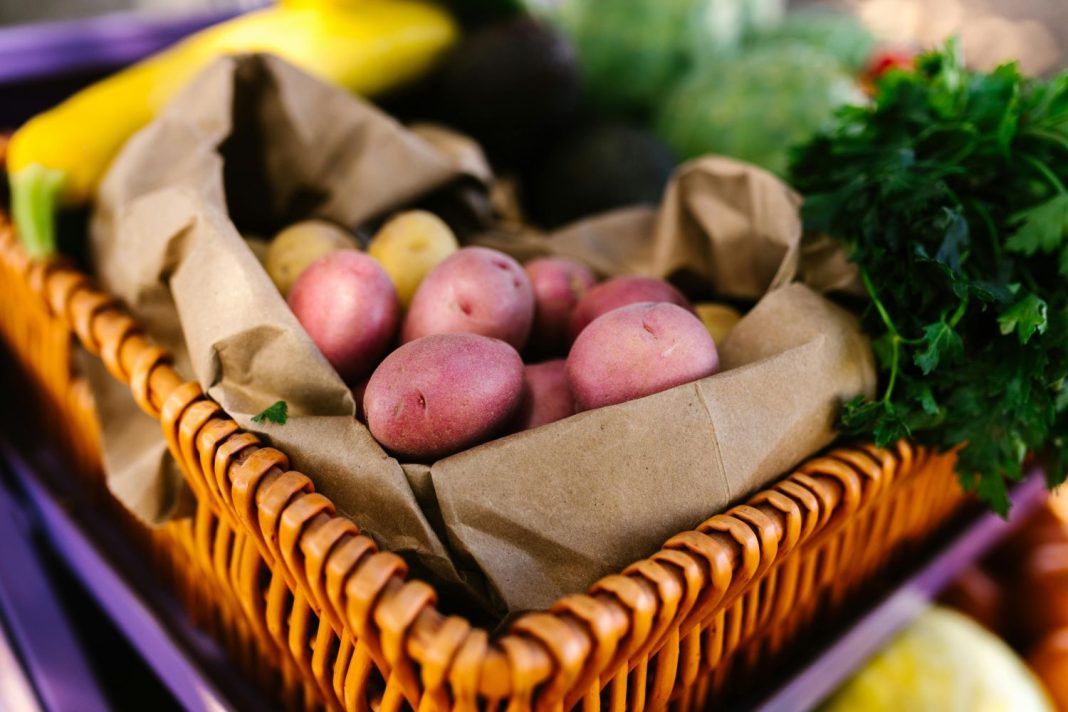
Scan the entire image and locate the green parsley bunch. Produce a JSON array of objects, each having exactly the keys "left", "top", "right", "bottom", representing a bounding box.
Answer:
[{"left": 790, "top": 40, "right": 1068, "bottom": 513}]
